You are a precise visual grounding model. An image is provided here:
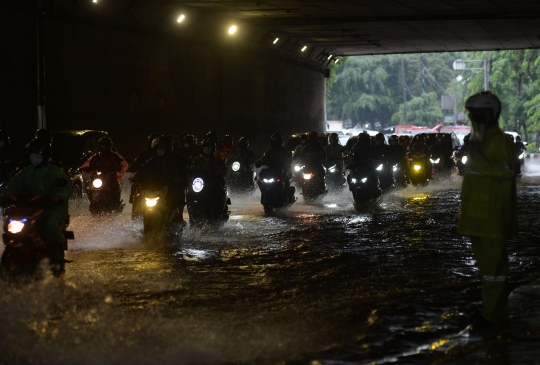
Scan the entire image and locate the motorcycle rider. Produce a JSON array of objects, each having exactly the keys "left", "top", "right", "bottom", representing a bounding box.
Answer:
[
  {"left": 177, "top": 134, "right": 201, "bottom": 165},
  {"left": 127, "top": 133, "right": 160, "bottom": 208},
  {"left": 255, "top": 133, "right": 294, "bottom": 198},
  {"left": 348, "top": 132, "right": 375, "bottom": 168},
  {"left": 190, "top": 138, "right": 227, "bottom": 184},
  {"left": 455, "top": 134, "right": 470, "bottom": 175},
  {"left": 34, "top": 129, "right": 62, "bottom": 166},
  {"left": 430, "top": 133, "right": 453, "bottom": 171},
  {"left": 82, "top": 137, "right": 128, "bottom": 204},
  {"left": 515, "top": 135, "right": 526, "bottom": 176},
  {"left": 206, "top": 131, "right": 227, "bottom": 161},
  {"left": 324, "top": 133, "right": 347, "bottom": 170},
  {"left": 3, "top": 139, "right": 72, "bottom": 276},
  {"left": 223, "top": 135, "right": 238, "bottom": 159},
  {"left": 293, "top": 134, "right": 308, "bottom": 160},
  {"left": 135, "top": 136, "right": 187, "bottom": 223},
  {"left": 398, "top": 135, "right": 411, "bottom": 151},
  {"left": 231, "top": 137, "right": 255, "bottom": 164},
  {"left": 457, "top": 91, "right": 518, "bottom": 331},
  {"left": 409, "top": 133, "right": 433, "bottom": 177}
]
